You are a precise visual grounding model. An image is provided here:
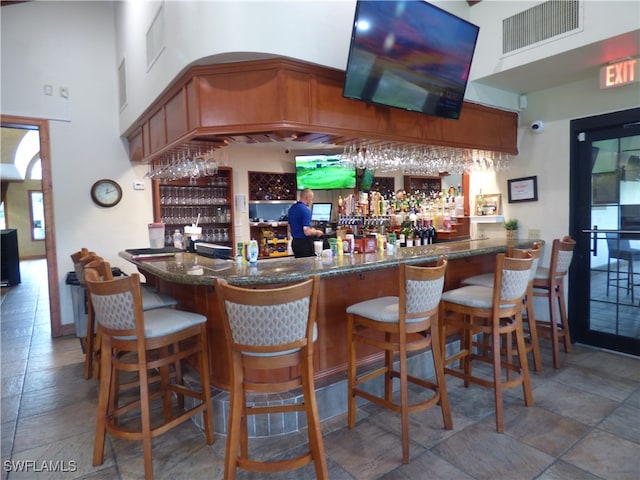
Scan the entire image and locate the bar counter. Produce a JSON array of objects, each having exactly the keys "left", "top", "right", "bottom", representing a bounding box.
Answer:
[{"left": 120, "top": 238, "right": 538, "bottom": 390}]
